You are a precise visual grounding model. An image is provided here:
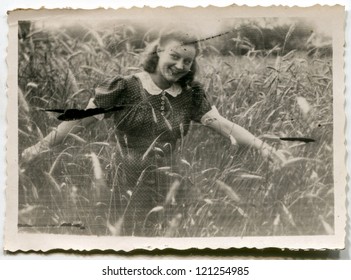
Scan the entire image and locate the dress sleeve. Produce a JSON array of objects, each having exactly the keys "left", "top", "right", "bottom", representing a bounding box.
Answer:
[
  {"left": 92, "top": 76, "right": 127, "bottom": 118},
  {"left": 190, "top": 81, "right": 212, "bottom": 123}
]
